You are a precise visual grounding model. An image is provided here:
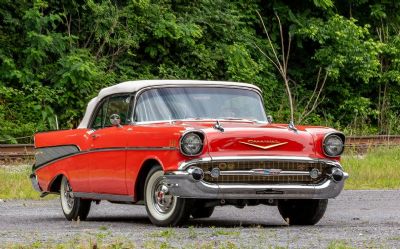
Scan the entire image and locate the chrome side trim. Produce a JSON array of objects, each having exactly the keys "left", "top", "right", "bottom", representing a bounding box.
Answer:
[
  {"left": 73, "top": 192, "right": 134, "bottom": 202},
  {"left": 179, "top": 156, "right": 340, "bottom": 170},
  {"left": 91, "top": 146, "right": 177, "bottom": 152},
  {"left": 33, "top": 146, "right": 177, "bottom": 171}
]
